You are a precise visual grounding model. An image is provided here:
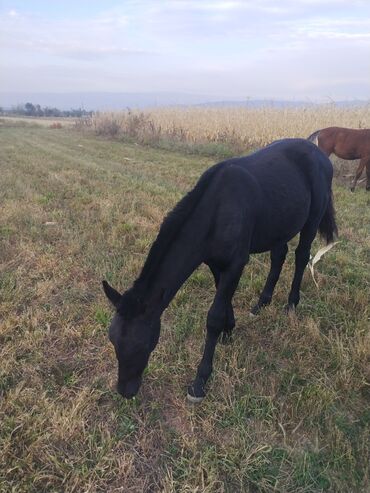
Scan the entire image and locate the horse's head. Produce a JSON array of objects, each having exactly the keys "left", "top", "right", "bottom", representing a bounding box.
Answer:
[{"left": 102, "top": 280, "right": 160, "bottom": 398}]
